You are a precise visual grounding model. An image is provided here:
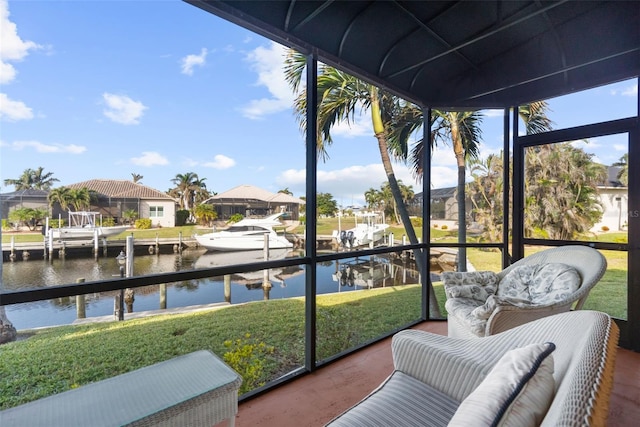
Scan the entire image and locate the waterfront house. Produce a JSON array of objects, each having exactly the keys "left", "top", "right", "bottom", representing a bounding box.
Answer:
[
  {"left": 64, "top": 179, "right": 177, "bottom": 227},
  {"left": 204, "top": 184, "right": 304, "bottom": 221}
]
